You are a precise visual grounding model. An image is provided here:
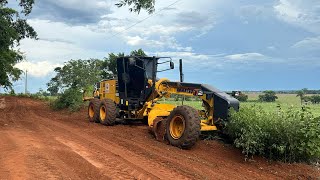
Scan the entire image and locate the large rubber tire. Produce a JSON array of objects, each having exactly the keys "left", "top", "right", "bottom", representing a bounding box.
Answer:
[
  {"left": 99, "top": 99, "right": 116, "bottom": 126},
  {"left": 166, "top": 105, "right": 201, "bottom": 149},
  {"left": 88, "top": 98, "right": 100, "bottom": 123}
]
